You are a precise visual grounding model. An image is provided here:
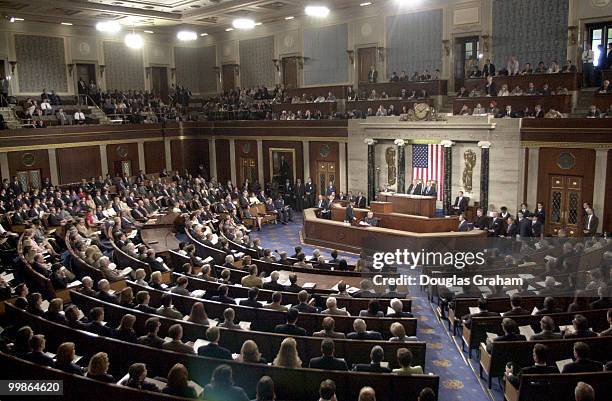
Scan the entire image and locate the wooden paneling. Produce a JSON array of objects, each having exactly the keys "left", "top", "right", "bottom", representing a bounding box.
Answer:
[
  {"left": 170, "top": 139, "right": 209, "bottom": 177},
  {"left": 56, "top": 146, "right": 102, "bottom": 185},
  {"left": 282, "top": 56, "right": 298, "bottom": 89},
  {"left": 222, "top": 64, "right": 236, "bottom": 91},
  {"left": 284, "top": 85, "right": 351, "bottom": 100},
  {"left": 463, "top": 72, "right": 581, "bottom": 92},
  {"left": 234, "top": 140, "right": 258, "bottom": 186},
  {"left": 106, "top": 142, "right": 139, "bottom": 177},
  {"left": 143, "top": 141, "right": 165, "bottom": 174},
  {"left": 262, "top": 140, "right": 304, "bottom": 184},
  {"left": 537, "top": 148, "right": 596, "bottom": 235},
  {"left": 604, "top": 149, "right": 612, "bottom": 234},
  {"left": 215, "top": 139, "right": 231, "bottom": 184},
  {"left": 270, "top": 102, "right": 337, "bottom": 116},
  {"left": 358, "top": 47, "right": 377, "bottom": 84},
  {"left": 454, "top": 95, "right": 572, "bottom": 114},
  {"left": 7, "top": 150, "right": 51, "bottom": 182},
  {"left": 359, "top": 80, "right": 448, "bottom": 97},
  {"left": 521, "top": 118, "right": 612, "bottom": 143},
  {"left": 309, "top": 141, "right": 340, "bottom": 190}
]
